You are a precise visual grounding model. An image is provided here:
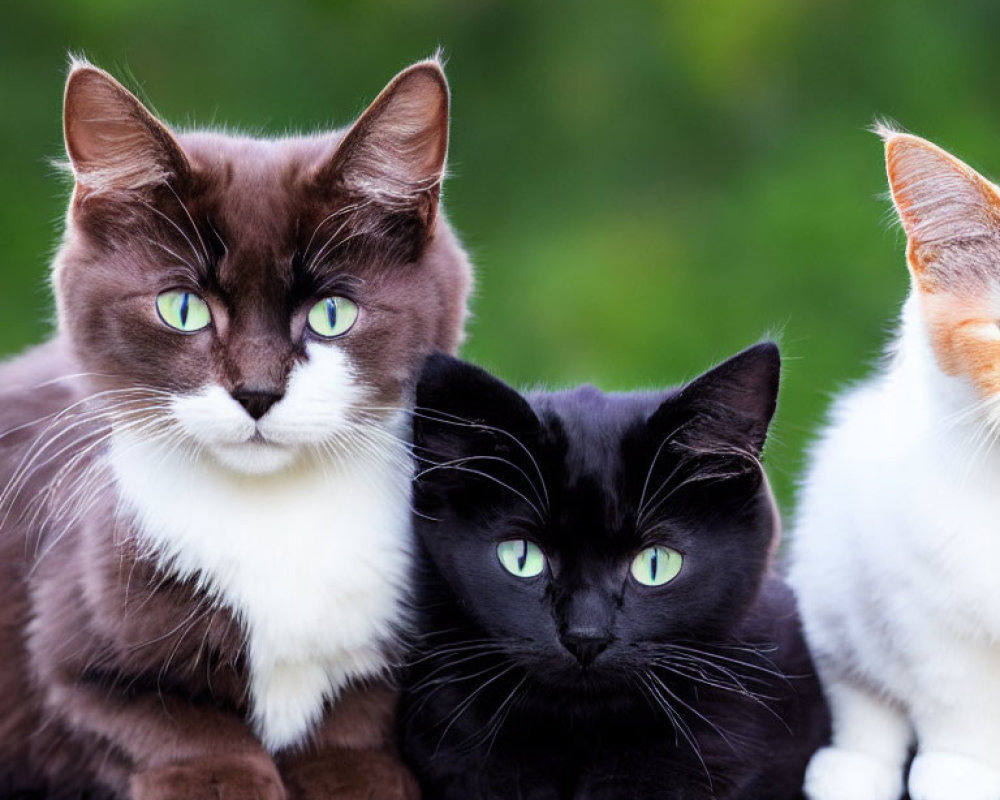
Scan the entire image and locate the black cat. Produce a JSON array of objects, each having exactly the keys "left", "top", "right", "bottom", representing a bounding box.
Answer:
[{"left": 400, "top": 345, "right": 829, "bottom": 800}]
